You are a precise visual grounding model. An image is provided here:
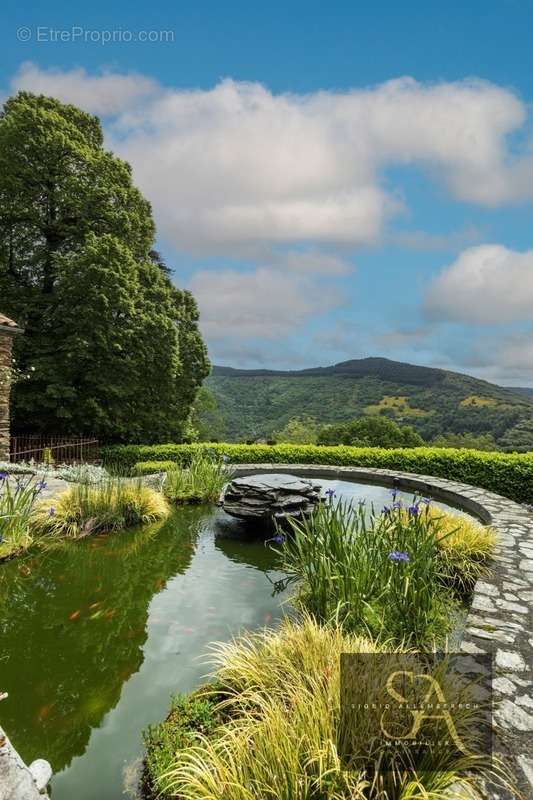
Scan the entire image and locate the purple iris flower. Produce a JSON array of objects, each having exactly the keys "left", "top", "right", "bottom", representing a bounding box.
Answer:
[
  {"left": 325, "top": 488, "right": 336, "bottom": 500},
  {"left": 0, "top": 471, "right": 8, "bottom": 482},
  {"left": 408, "top": 504, "right": 420, "bottom": 516},
  {"left": 271, "top": 533, "right": 285, "bottom": 545},
  {"left": 382, "top": 505, "right": 391, "bottom": 515},
  {"left": 49, "top": 507, "right": 56, "bottom": 516},
  {"left": 35, "top": 480, "right": 47, "bottom": 492},
  {"left": 393, "top": 500, "right": 403, "bottom": 510},
  {"left": 388, "top": 550, "right": 410, "bottom": 564}
]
